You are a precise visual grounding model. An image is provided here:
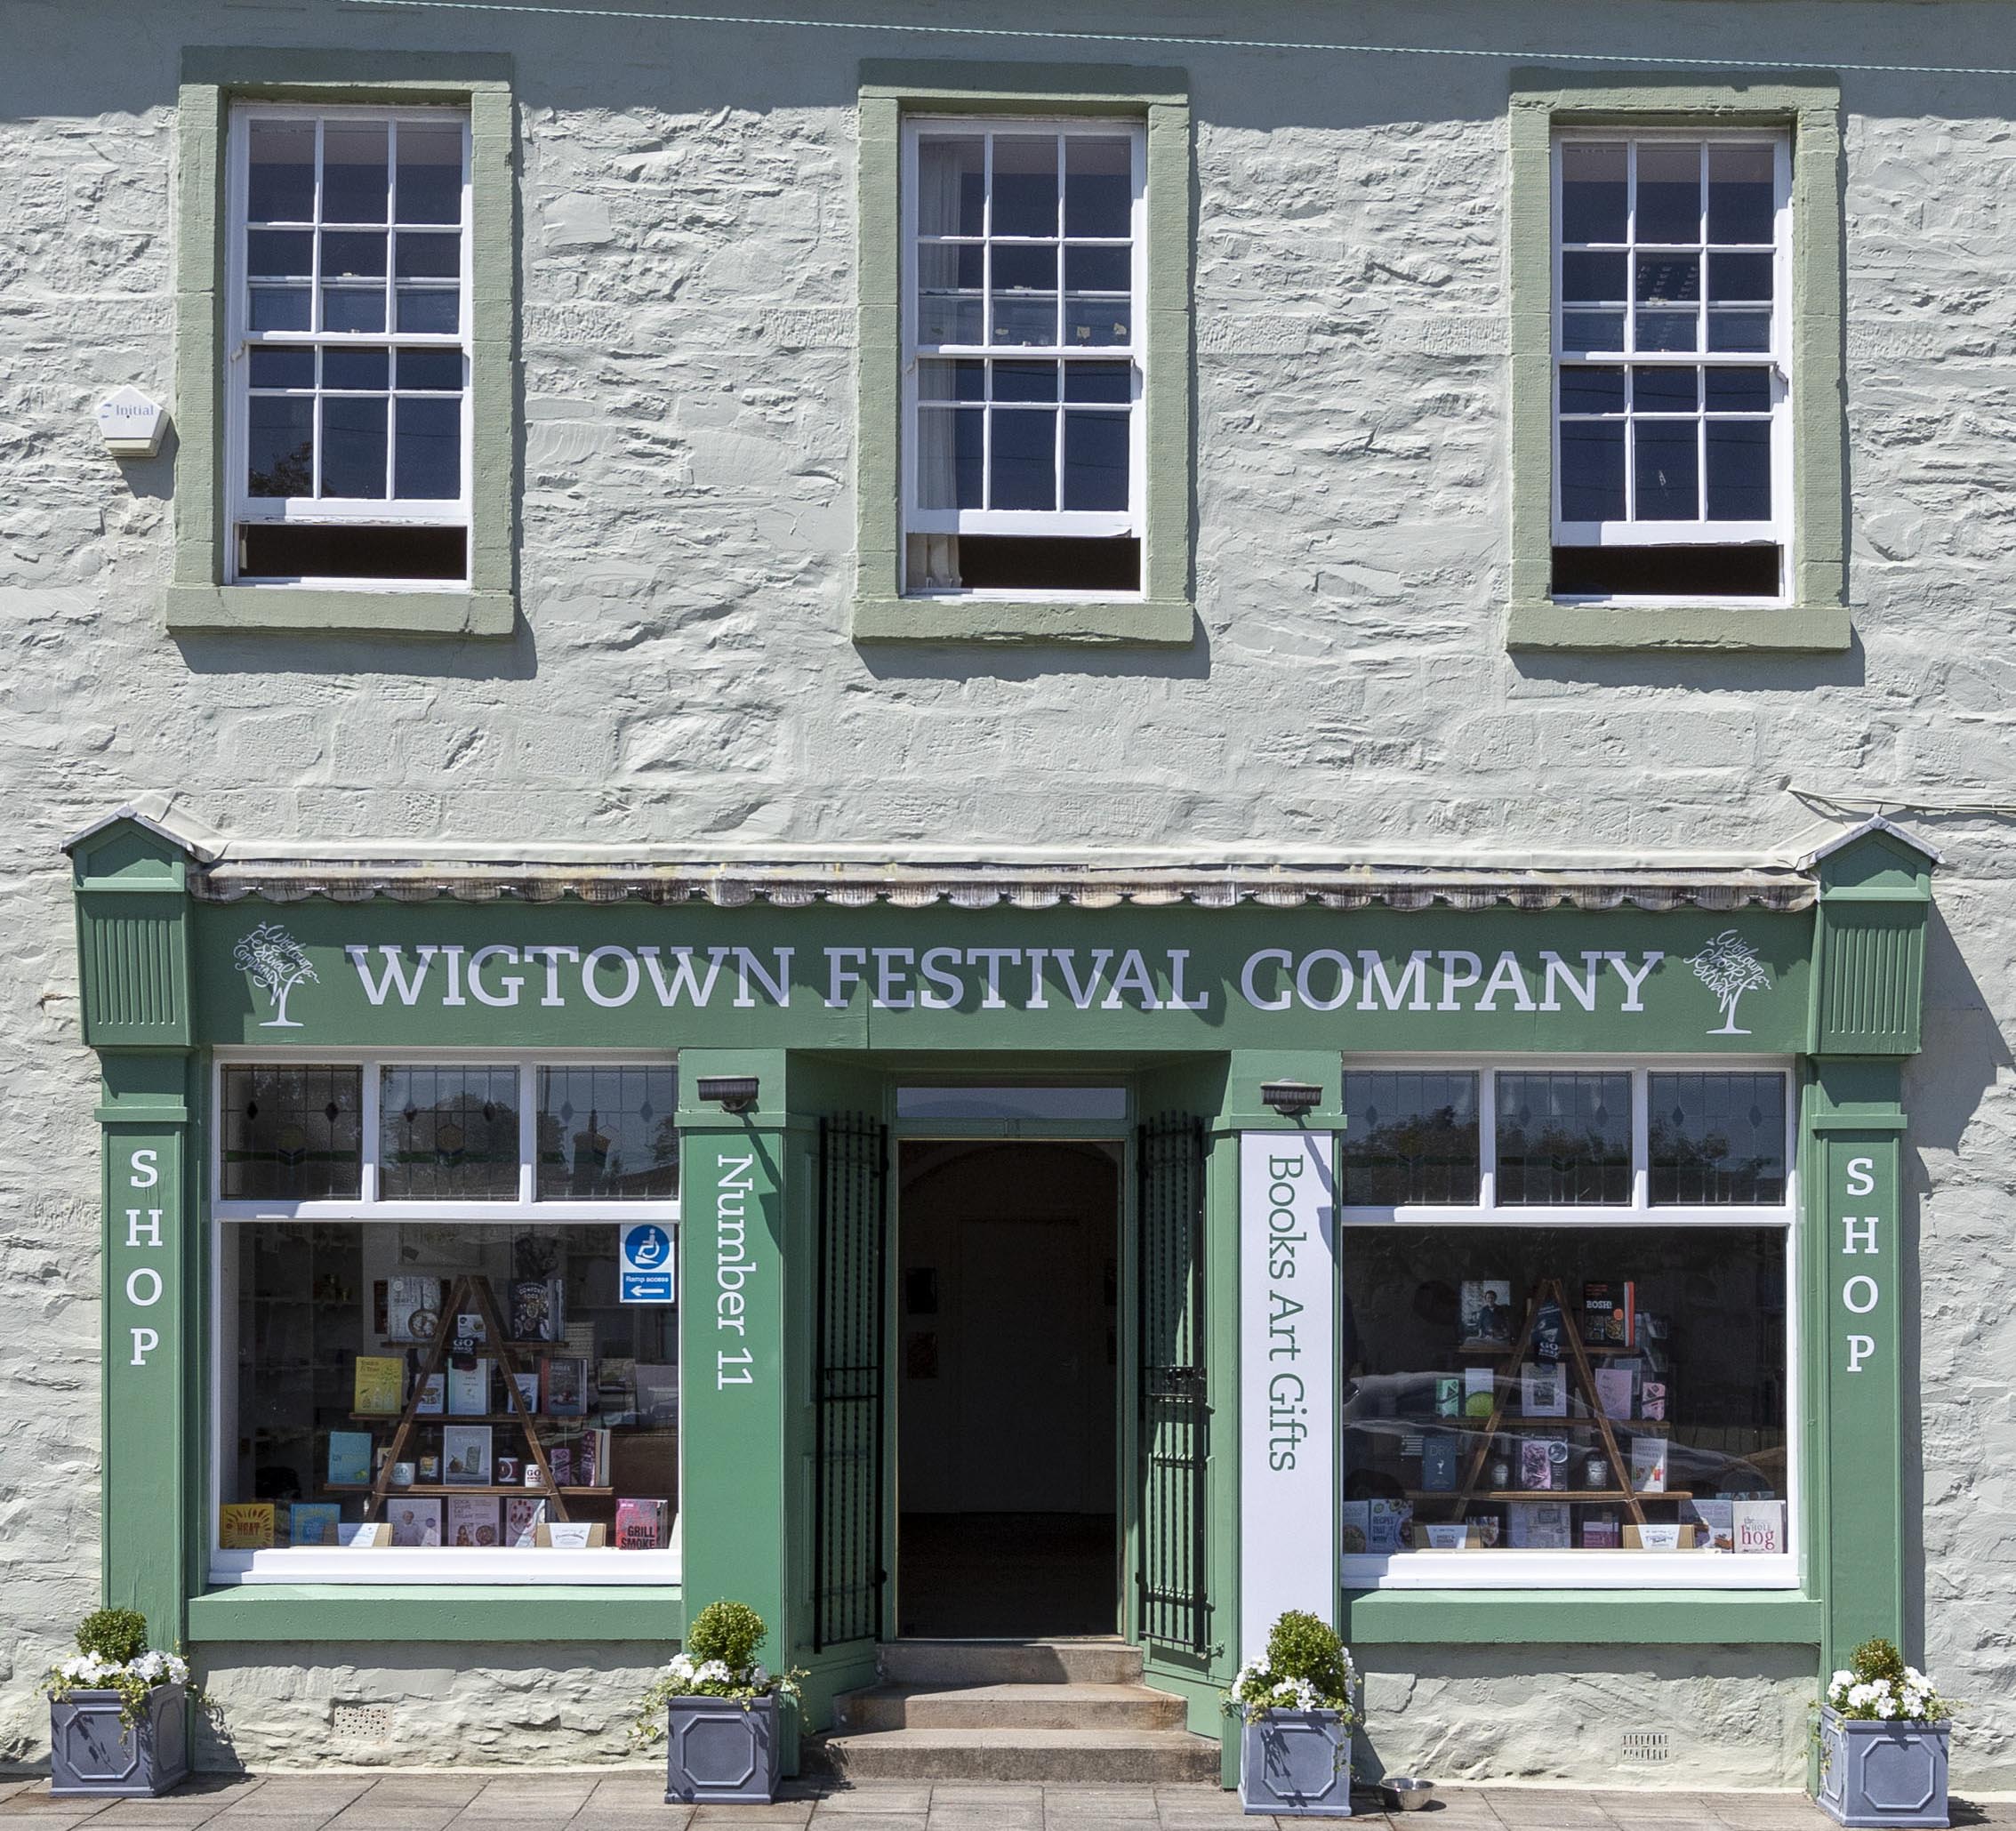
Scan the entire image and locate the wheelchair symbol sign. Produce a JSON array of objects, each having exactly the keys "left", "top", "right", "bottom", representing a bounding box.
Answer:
[{"left": 620, "top": 1223, "right": 675, "bottom": 1303}]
